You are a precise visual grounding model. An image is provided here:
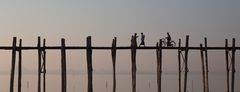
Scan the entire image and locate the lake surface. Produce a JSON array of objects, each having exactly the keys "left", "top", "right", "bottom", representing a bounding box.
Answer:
[{"left": 0, "top": 72, "right": 240, "bottom": 92}]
